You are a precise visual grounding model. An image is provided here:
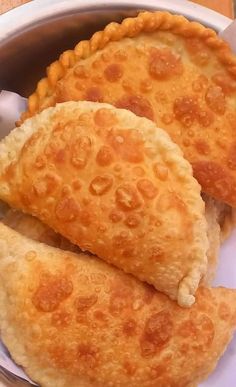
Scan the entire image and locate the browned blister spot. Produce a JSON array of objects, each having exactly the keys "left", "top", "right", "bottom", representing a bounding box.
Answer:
[
  {"left": 72, "top": 179, "right": 82, "bottom": 191},
  {"left": 89, "top": 175, "right": 113, "bottom": 195},
  {"left": 122, "top": 319, "right": 137, "bottom": 337},
  {"left": 94, "top": 108, "right": 117, "bottom": 127},
  {"left": 48, "top": 345, "right": 72, "bottom": 369},
  {"left": 54, "top": 148, "right": 66, "bottom": 164},
  {"left": 194, "top": 140, "right": 210, "bottom": 156},
  {"left": 116, "top": 184, "right": 142, "bottom": 211},
  {"left": 148, "top": 47, "right": 183, "bottom": 80},
  {"left": 55, "top": 197, "right": 80, "bottom": 222},
  {"left": 107, "top": 128, "right": 144, "bottom": 163},
  {"left": 153, "top": 163, "right": 169, "bottom": 181},
  {"left": 85, "top": 87, "right": 103, "bottom": 102},
  {"left": 185, "top": 38, "right": 210, "bottom": 66},
  {"left": 75, "top": 294, "right": 98, "bottom": 312},
  {"left": 109, "top": 210, "right": 123, "bottom": 223},
  {"left": 32, "top": 274, "right": 73, "bottom": 312},
  {"left": 124, "top": 214, "right": 140, "bottom": 228},
  {"left": 116, "top": 94, "right": 154, "bottom": 120},
  {"left": 140, "top": 311, "right": 173, "bottom": 358},
  {"left": 51, "top": 310, "right": 72, "bottom": 327},
  {"left": 205, "top": 85, "right": 226, "bottom": 115},
  {"left": 96, "top": 146, "right": 113, "bottom": 167},
  {"left": 77, "top": 344, "right": 99, "bottom": 369},
  {"left": 174, "top": 95, "right": 200, "bottom": 128},
  {"left": 212, "top": 72, "right": 236, "bottom": 95},
  {"left": 197, "top": 110, "right": 214, "bottom": 127},
  {"left": 33, "top": 173, "right": 60, "bottom": 197},
  {"left": 104, "top": 63, "right": 123, "bottom": 82},
  {"left": 71, "top": 136, "right": 92, "bottom": 169},
  {"left": 137, "top": 179, "right": 158, "bottom": 199},
  {"left": 123, "top": 360, "right": 137, "bottom": 376},
  {"left": 93, "top": 310, "right": 109, "bottom": 326}
]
